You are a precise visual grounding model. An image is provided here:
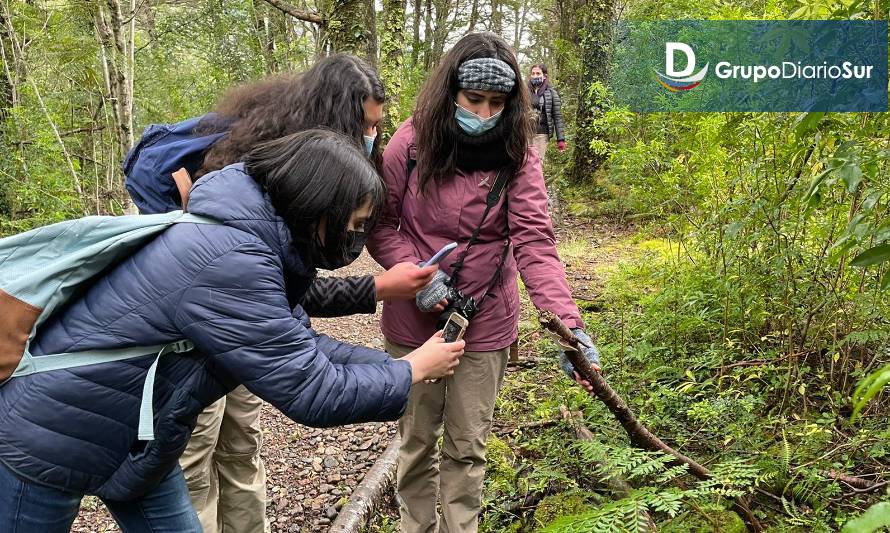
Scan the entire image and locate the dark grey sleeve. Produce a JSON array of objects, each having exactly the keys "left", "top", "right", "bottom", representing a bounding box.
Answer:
[
  {"left": 301, "top": 275, "right": 377, "bottom": 317},
  {"left": 550, "top": 89, "right": 565, "bottom": 141}
]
